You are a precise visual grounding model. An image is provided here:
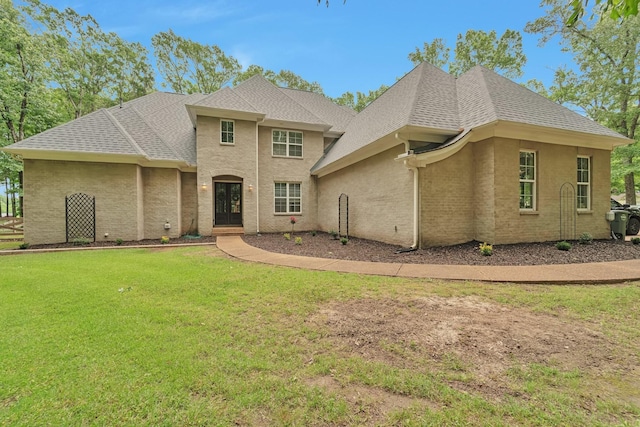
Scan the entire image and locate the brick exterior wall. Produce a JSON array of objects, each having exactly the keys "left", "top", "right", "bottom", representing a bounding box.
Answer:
[
  {"left": 196, "top": 116, "right": 258, "bottom": 235},
  {"left": 181, "top": 172, "right": 198, "bottom": 234},
  {"left": 22, "top": 160, "right": 143, "bottom": 244},
  {"left": 142, "top": 168, "right": 182, "bottom": 239},
  {"left": 257, "top": 126, "right": 323, "bottom": 233},
  {"left": 316, "top": 145, "right": 414, "bottom": 246},
  {"left": 419, "top": 137, "right": 612, "bottom": 247},
  {"left": 195, "top": 115, "right": 324, "bottom": 235}
]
